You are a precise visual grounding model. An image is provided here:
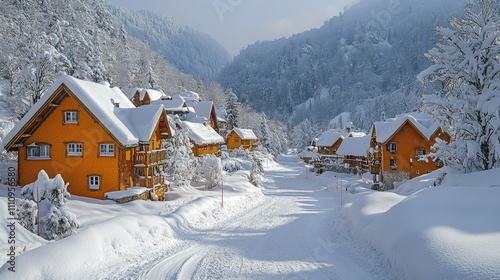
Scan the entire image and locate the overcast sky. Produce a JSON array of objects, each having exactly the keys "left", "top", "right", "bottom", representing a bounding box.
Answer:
[{"left": 106, "top": 0, "right": 358, "bottom": 56}]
